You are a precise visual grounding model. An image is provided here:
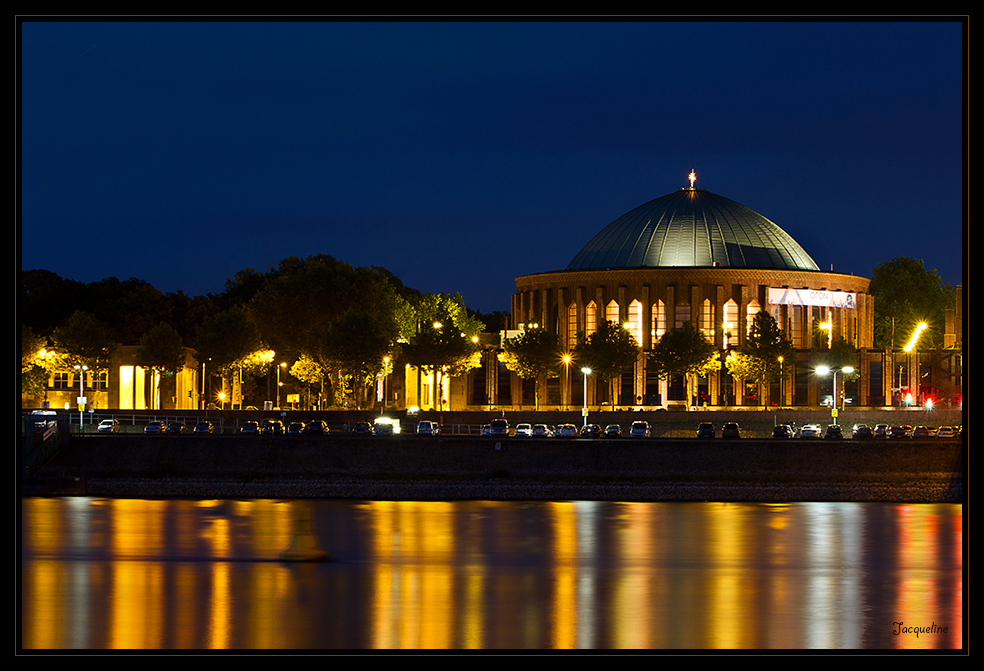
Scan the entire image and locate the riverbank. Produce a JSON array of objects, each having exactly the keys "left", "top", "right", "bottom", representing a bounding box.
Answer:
[
  {"left": 25, "top": 434, "right": 964, "bottom": 503},
  {"left": 25, "top": 474, "right": 963, "bottom": 503}
]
